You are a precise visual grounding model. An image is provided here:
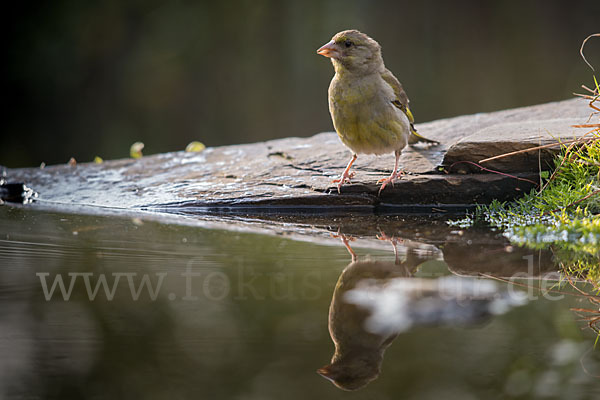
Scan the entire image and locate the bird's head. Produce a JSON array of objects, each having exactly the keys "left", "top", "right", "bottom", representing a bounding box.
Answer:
[
  {"left": 317, "top": 356, "right": 381, "bottom": 391},
  {"left": 317, "top": 30, "right": 383, "bottom": 75}
]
